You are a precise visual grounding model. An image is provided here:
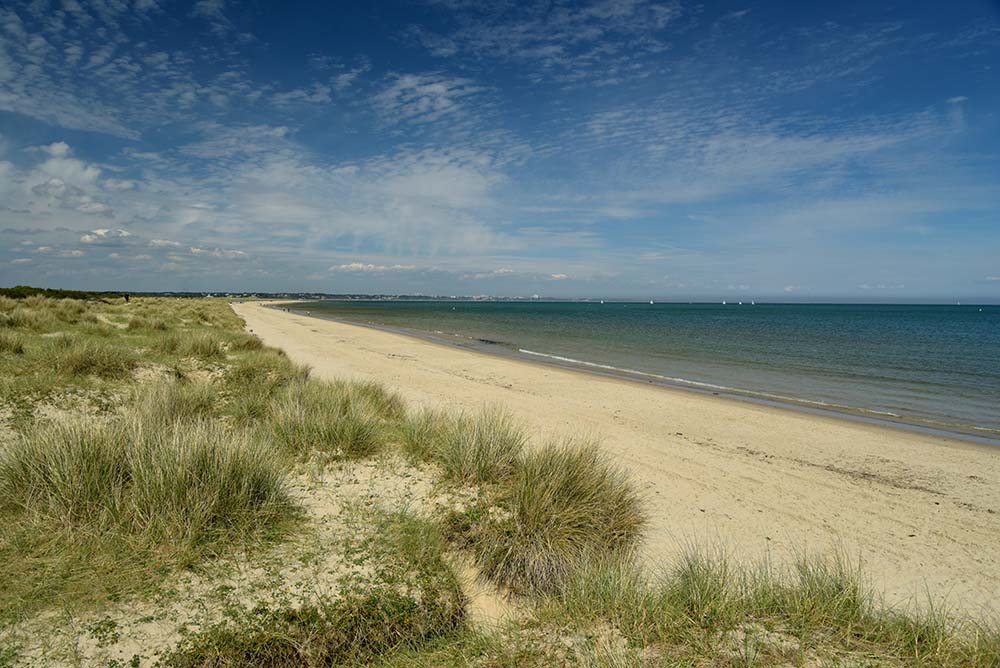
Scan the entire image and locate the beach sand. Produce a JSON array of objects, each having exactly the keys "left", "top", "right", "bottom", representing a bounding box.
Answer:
[{"left": 233, "top": 302, "right": 1000, "bottom": 617}]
